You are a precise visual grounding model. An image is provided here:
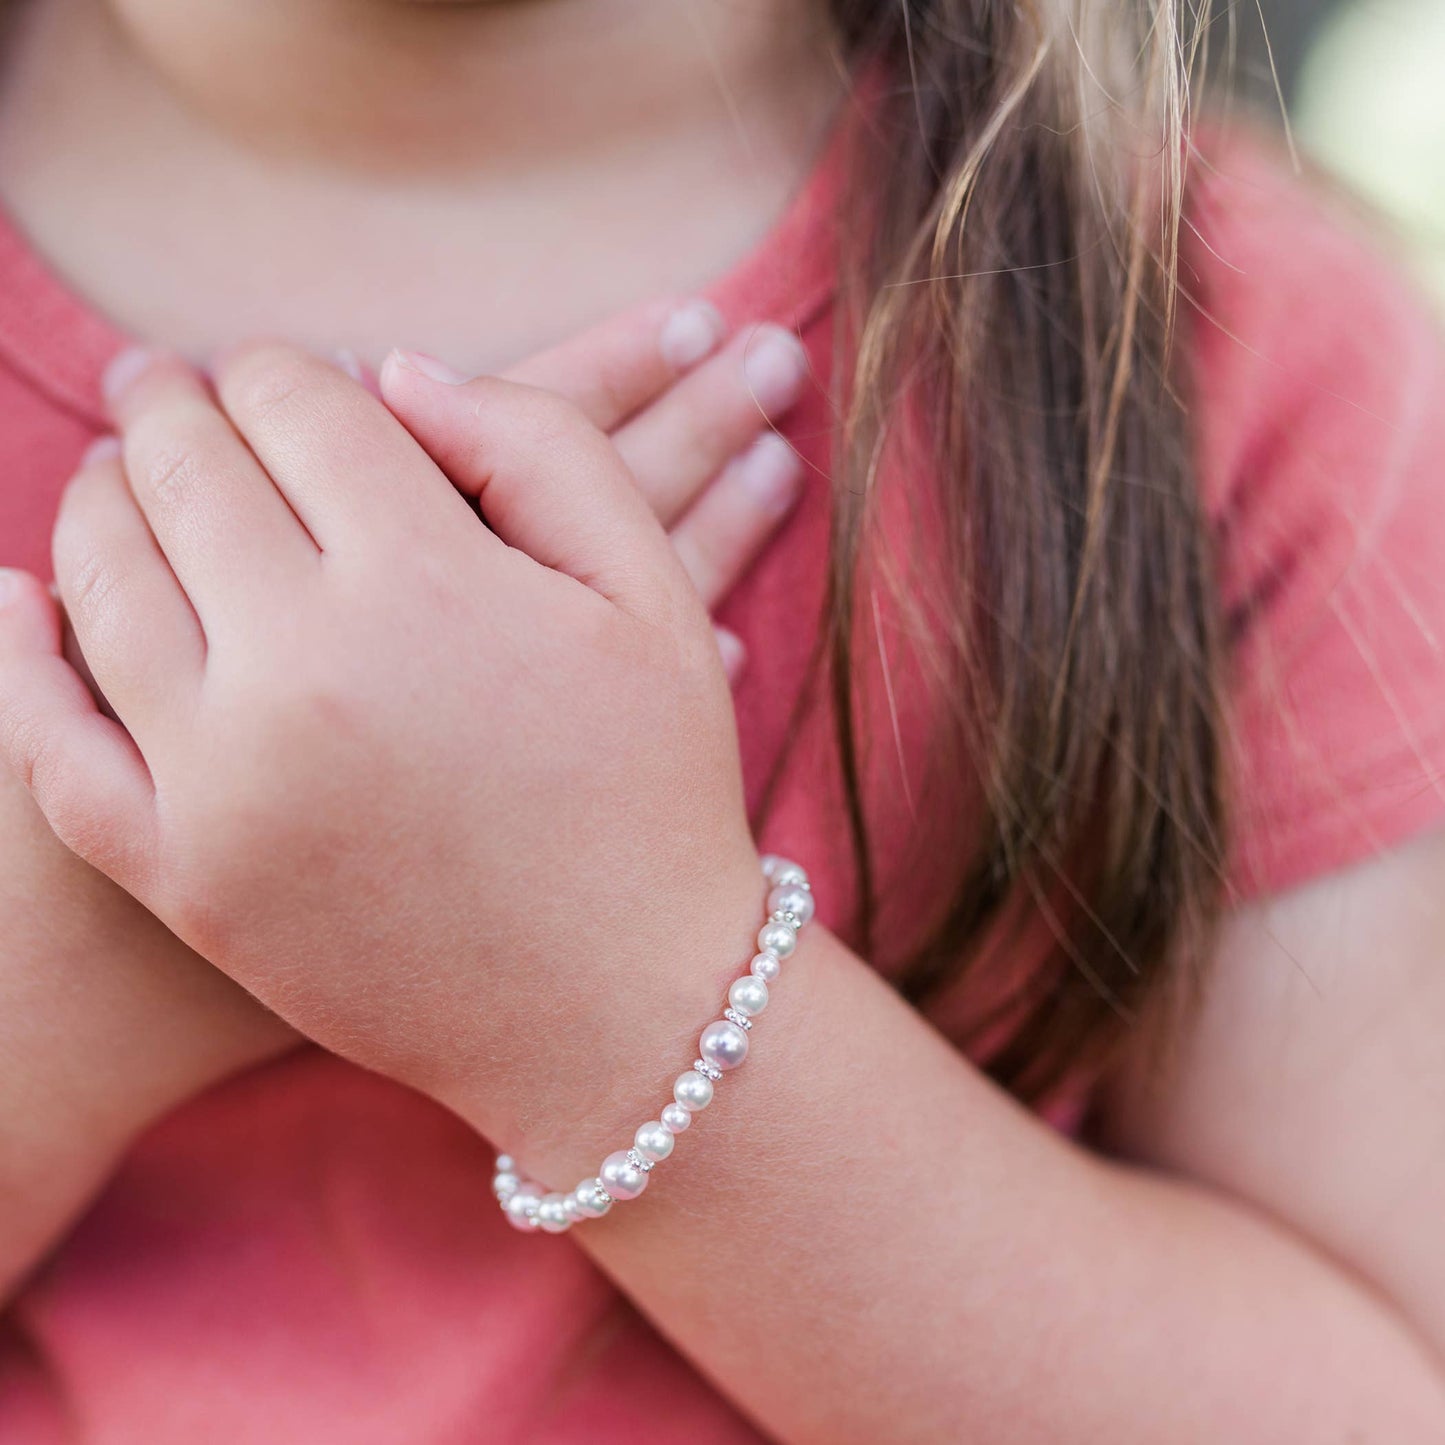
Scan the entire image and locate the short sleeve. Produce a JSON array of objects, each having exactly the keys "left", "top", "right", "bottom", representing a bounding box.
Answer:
[{"left": 1187, "top": 142, "right": 1445, "bottom": 901}]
